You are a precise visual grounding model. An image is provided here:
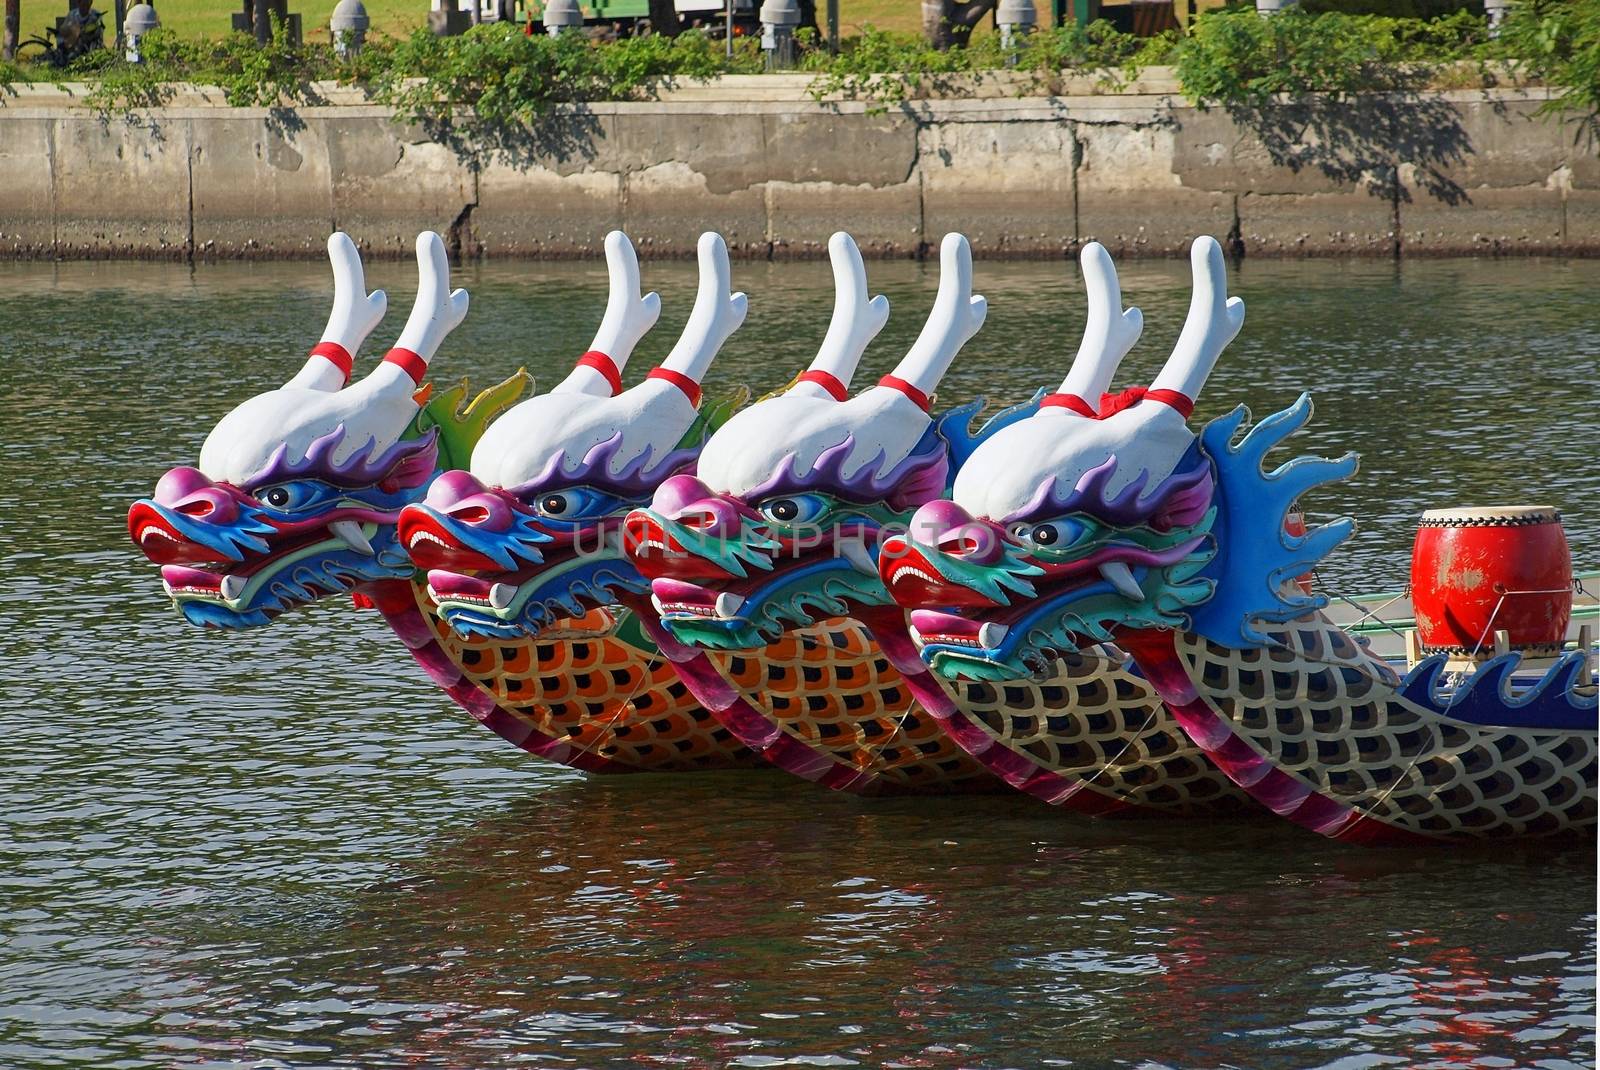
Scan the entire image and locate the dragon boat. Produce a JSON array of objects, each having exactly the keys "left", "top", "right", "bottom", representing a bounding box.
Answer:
[
  {"left": 126, "top": 229, "right": 762, "bottom": 773},
  {"left": 409, "top": 233, "right": 989, "bottom": 795},
  {"left": 881, "top": 236, "right": 1597, "bottom": 842},
  {"left": 621, "top": 233, "right": 1253, "bottom": 812}
]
